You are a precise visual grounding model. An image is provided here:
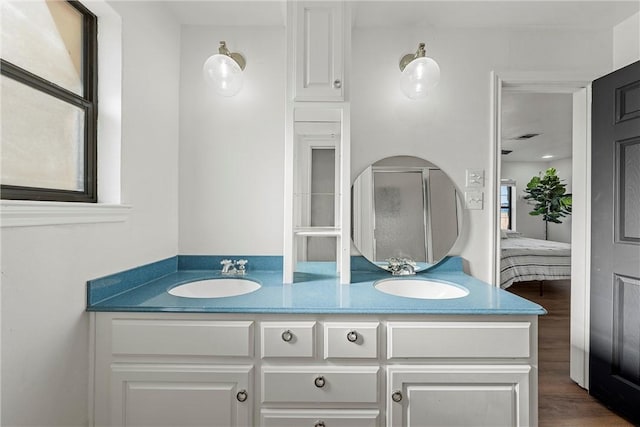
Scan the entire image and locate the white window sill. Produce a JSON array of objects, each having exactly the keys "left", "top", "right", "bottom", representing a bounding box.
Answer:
[{"left": 0, "top": 200, "right": 132, "bottom": 228}]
